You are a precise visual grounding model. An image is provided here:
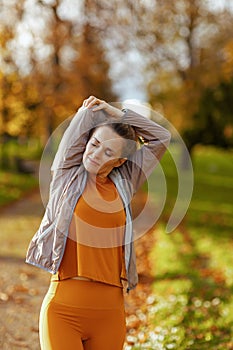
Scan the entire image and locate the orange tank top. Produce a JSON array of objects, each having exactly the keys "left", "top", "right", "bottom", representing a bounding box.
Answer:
[{"left": 58, "top": 174, "right": 127, "bottom": 288}]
